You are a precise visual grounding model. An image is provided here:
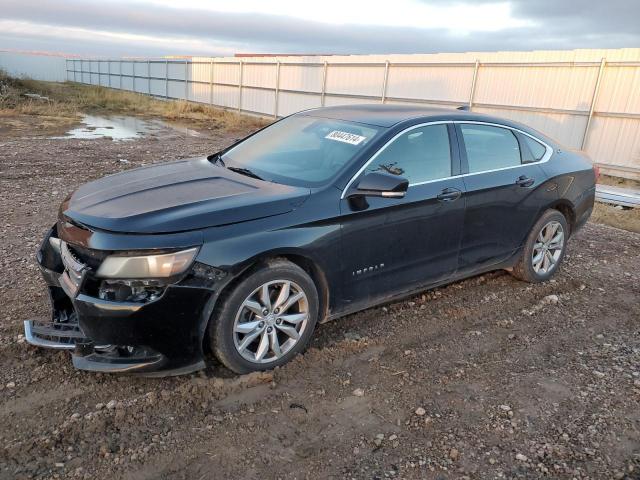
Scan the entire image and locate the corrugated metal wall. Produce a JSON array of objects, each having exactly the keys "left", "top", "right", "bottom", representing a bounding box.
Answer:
[{"left": 2, "top": 49, "right": 639, "bottom": 178}]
